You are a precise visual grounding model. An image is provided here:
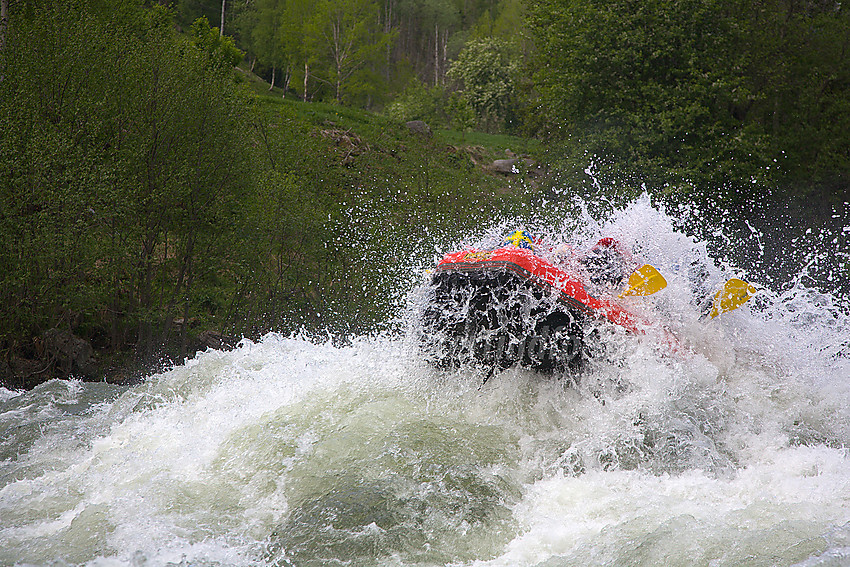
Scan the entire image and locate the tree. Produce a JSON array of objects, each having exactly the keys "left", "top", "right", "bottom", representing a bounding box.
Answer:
[
  {"left": 526, "top": 0, "right": 850, "bottom": 201},
  {"left": 446, "top": 90, "right": 475, "bottom": 136},
  {"left": 234, "top": 0, "right": 394, "bottom": 103},
  {"left": 282, "top": 0, "right": 320, "bottom": 100},
  {"left": 0, "top": 0, "right": 251, "bottom": 371},
  {"left": 189, "top": 15, "right": 242, "bottom": 70},
  {"left": 446, "top": 36, "right": 518, "bottom": 132},
  {"left": 732, "top": 0, "right": 850, "bottom": 197},
  {"left": 239, "top": 0, "right": 289, "bottom": 90},
  {"left": 310, "top": 0, "right": 395, "bottom": 103},
  {"left": 396, "top": 0, "right": 460, "bottom": 85}
]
